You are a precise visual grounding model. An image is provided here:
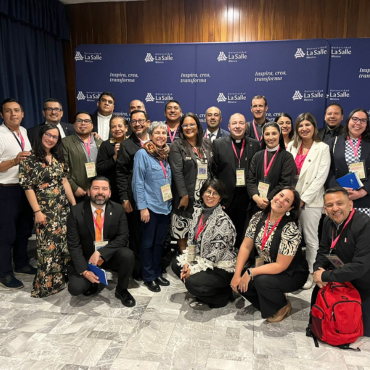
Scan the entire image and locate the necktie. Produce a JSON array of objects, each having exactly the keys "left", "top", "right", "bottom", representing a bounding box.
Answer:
[
  {"left": 210, "top": 133, "right": 215, "bottom": 142},
  {"left": 95, "top": 209, "right": 103, "bottom": 241}
]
